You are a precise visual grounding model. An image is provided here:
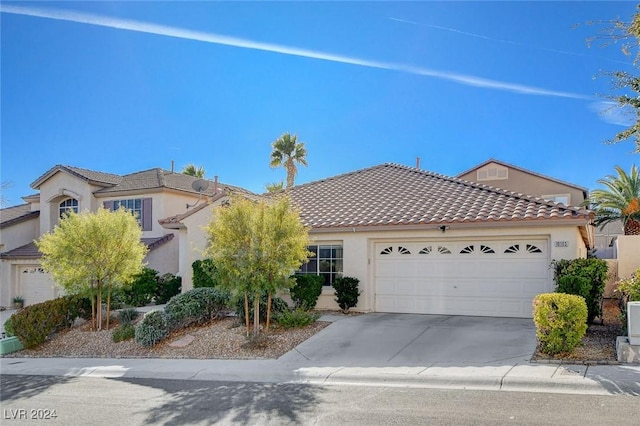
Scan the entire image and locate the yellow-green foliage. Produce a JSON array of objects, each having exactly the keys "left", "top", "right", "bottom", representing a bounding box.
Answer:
[
  {"left": 36, "top": 208, "right": 148, "bottom": 329},
  {"left": 204, "top": 195, "right": 311, "bottom": 334},
  {"left": 533, "top": 293, "right": 588, "bottom": 355}
]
